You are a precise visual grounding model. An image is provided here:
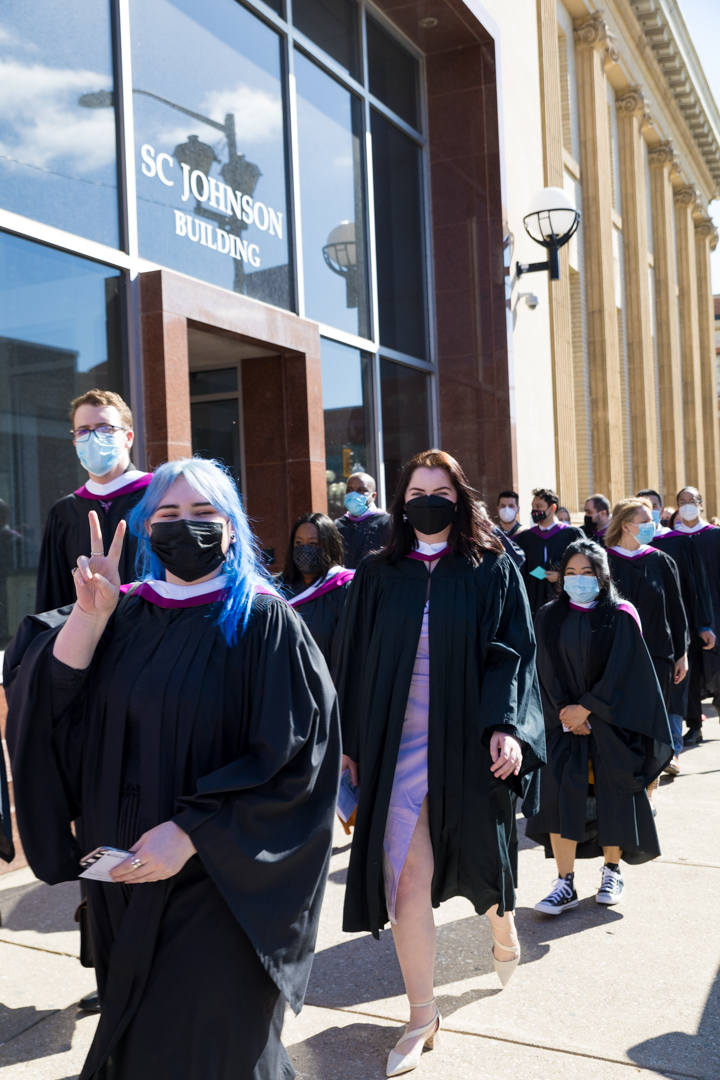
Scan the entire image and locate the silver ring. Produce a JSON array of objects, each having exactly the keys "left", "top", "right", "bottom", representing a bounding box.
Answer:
[
  {"left": 130, "top": 857, "right": 143, "bottom": 869},
  {"left": 90, "top": 551, "right": 104, "bottom": 556}
]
